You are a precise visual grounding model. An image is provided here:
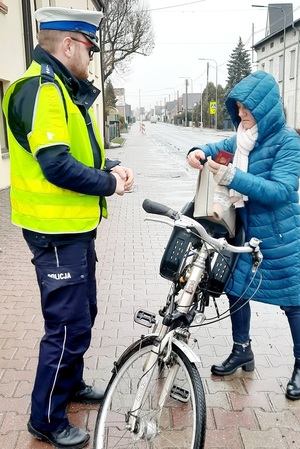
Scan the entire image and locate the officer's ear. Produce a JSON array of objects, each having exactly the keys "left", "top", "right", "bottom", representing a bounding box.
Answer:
[{"left": 62, "top": 36, "right": 74, "bottom": 59}]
